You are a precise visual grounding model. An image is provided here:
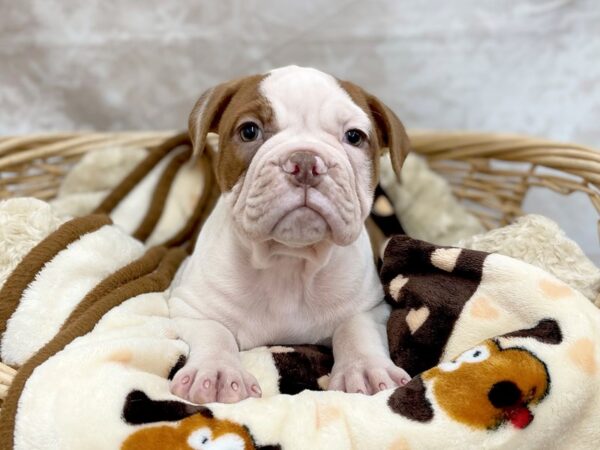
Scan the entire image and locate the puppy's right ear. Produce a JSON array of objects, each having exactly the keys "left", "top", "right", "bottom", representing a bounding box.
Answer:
[{"left": 188, "top": 80, "right": 241, "bottom": 157}]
